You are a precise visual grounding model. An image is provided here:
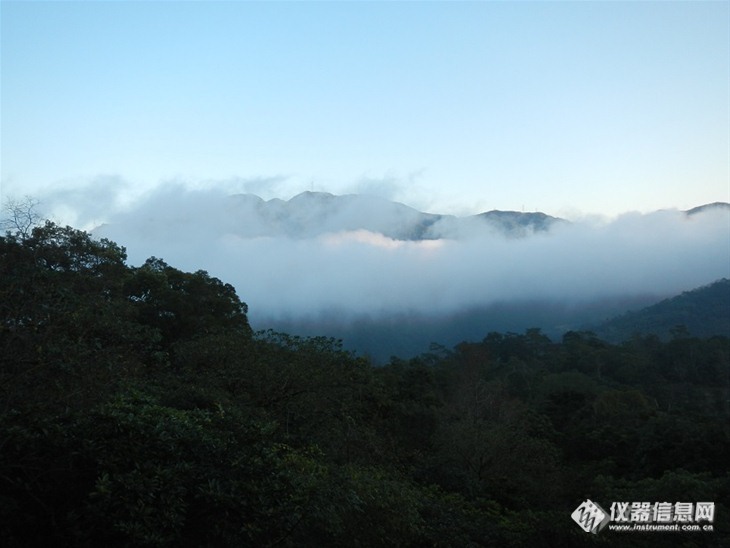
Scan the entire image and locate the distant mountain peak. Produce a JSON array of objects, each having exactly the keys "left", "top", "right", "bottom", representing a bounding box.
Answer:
[
  {"left": 289, "top": 190, "right": 336, "bottom": 201},
  {"left": 476, "top": 210, "right": 566, "bottom": 234},
  {"left": 137, "top": 191, "right": 727, "bottom": 243},
  {"left": 221, "top": 192, "right": 566, "bottom": 241},
  {"left": 685, "top": 202, "right": 730, "bottom": 216},
  {"left": 220, "top": 193, "right": 728, "bottom": 242}
]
